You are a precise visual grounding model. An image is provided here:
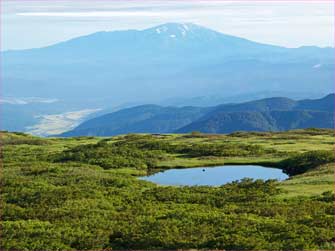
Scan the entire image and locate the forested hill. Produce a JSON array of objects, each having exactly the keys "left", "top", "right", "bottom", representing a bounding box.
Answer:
[{"left": 60, "top": 94, "right": 334, "bottom": 137}]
